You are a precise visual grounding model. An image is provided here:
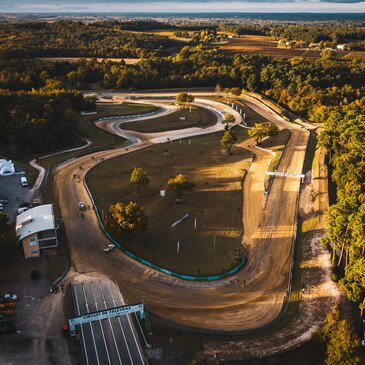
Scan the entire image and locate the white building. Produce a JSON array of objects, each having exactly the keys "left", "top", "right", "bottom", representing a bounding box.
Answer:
[
  {"left": 0, "top": 159, "right": 15, "bottom": 176},
  {"left": 15, "top": 204, "right": 58, "bottom": 258}
]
